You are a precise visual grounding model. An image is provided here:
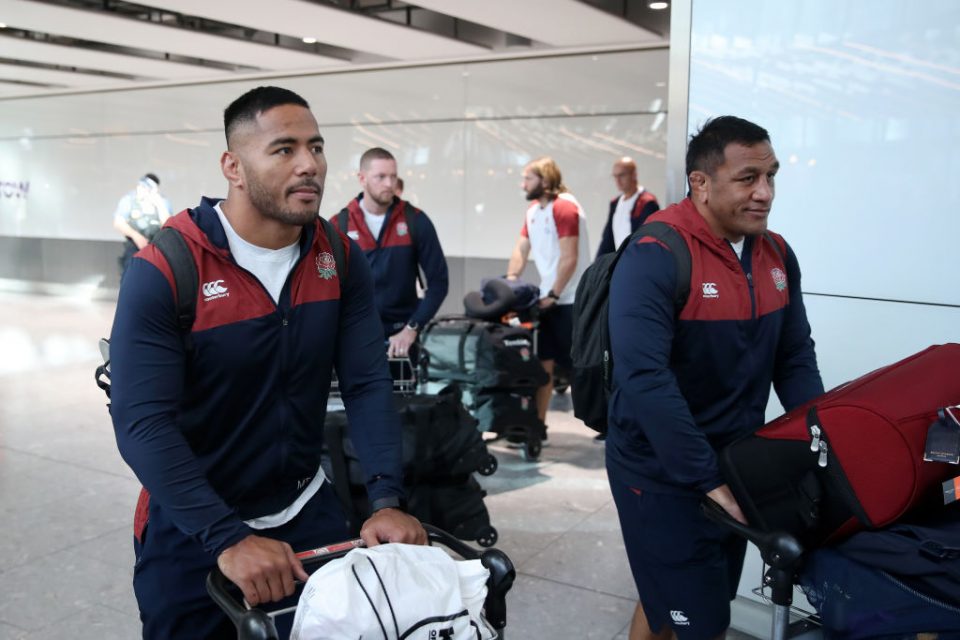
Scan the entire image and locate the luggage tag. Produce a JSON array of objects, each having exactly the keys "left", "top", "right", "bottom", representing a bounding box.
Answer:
[
  {"left": 924, "top": 406, "right": 960, "bottom": 465},
  {"left": 944, "top": 476, "right": 960, "bottom": 505}
]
